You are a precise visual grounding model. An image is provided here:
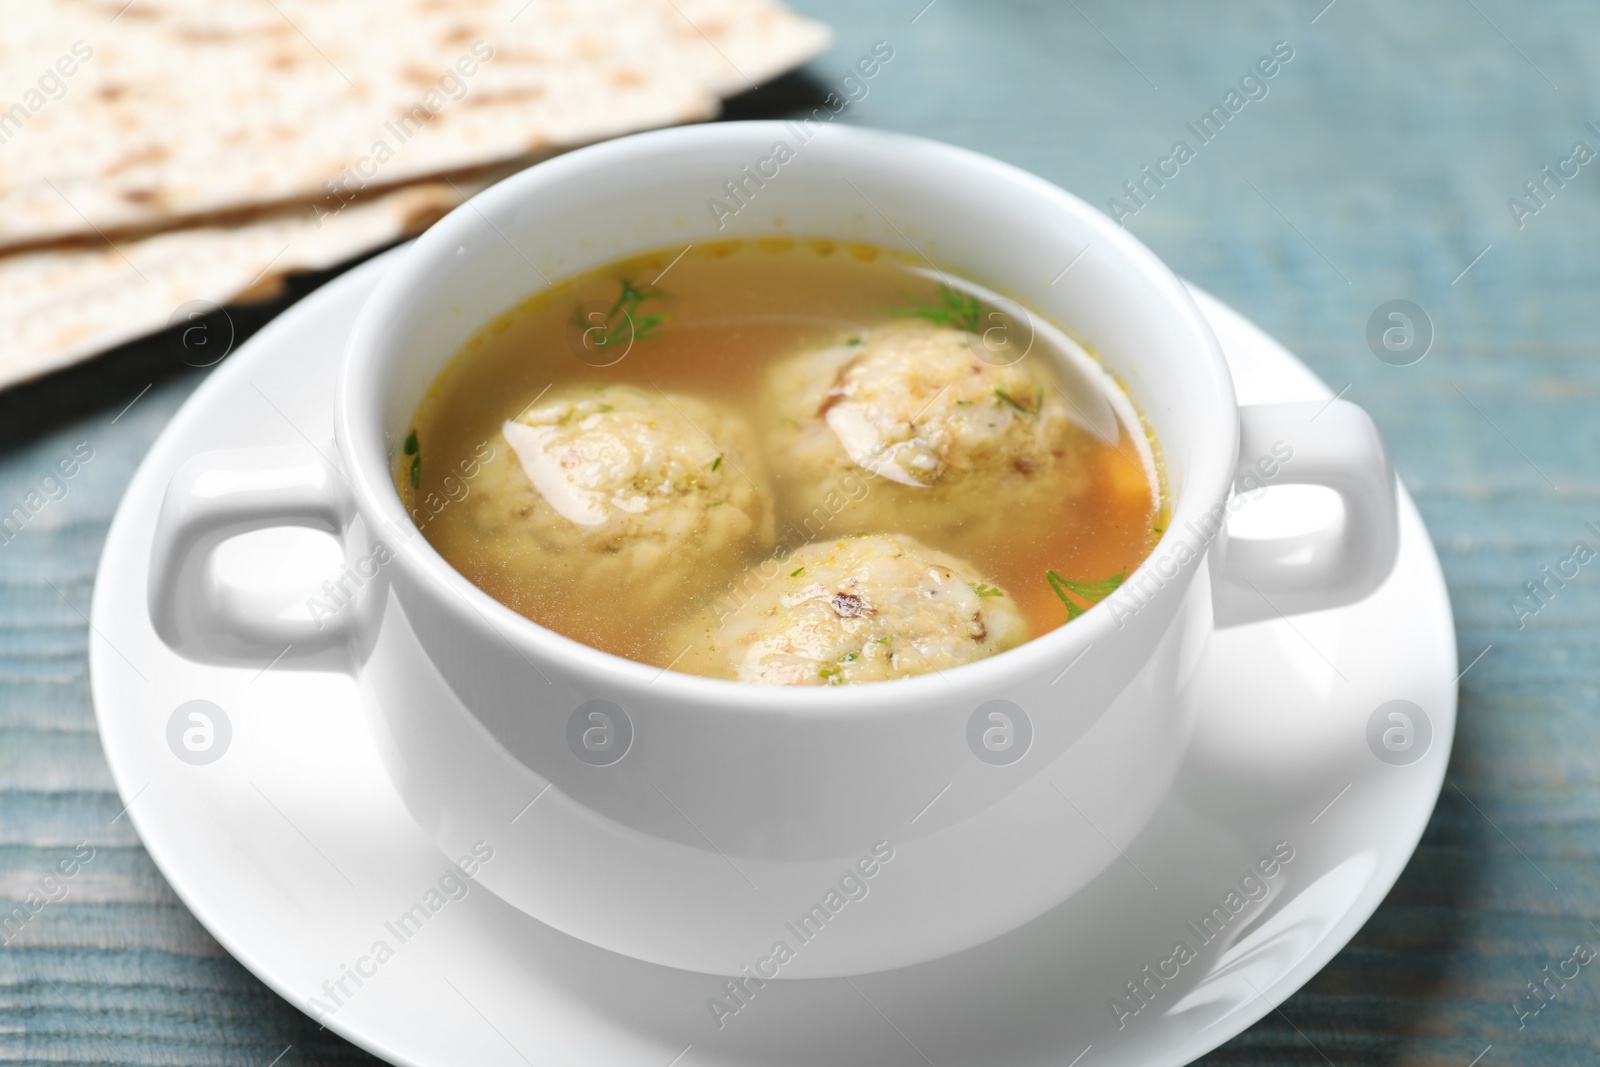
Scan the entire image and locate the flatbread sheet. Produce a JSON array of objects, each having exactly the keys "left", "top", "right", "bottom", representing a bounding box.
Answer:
[
  {"left": 0, "top": 179, "right": 488, "bottom": 388},
  {"left": 0, "top": 0, "right": 832, "bottom": 387},
  {"left": 0, "top": 0, "right": 832, "bottom": 250}
]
